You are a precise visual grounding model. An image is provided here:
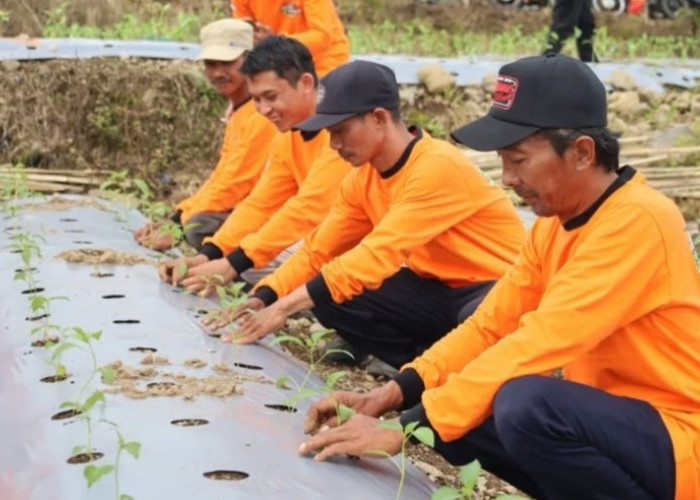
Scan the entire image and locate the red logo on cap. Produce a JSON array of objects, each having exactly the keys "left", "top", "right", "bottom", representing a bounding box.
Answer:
[{"left": 493, "top": 75, "right": 519, "bottom": 110}]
